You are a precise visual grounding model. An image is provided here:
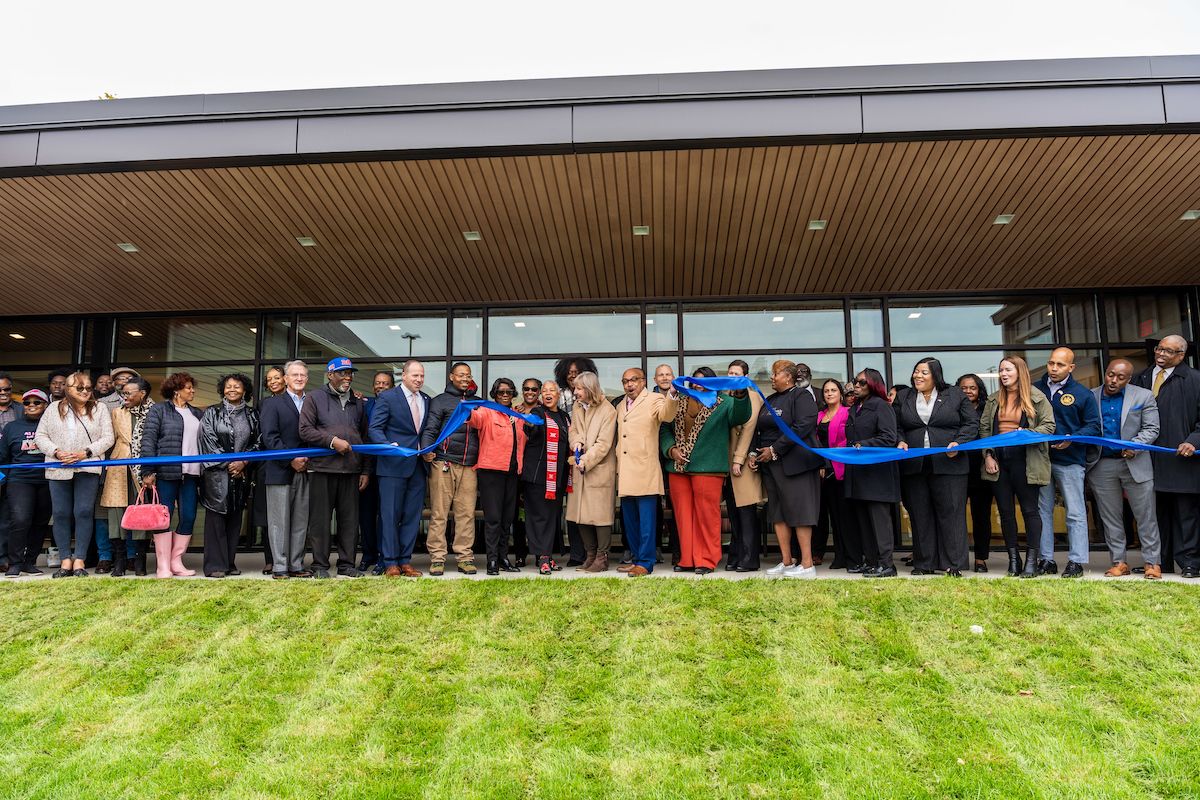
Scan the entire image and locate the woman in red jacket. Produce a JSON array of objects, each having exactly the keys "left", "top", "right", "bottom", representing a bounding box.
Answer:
[{"left": 469, "top": 378, "right": 527, "bottom": 575}]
